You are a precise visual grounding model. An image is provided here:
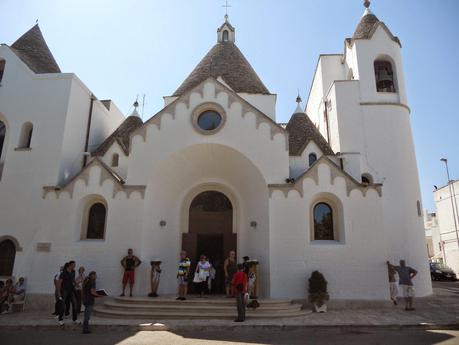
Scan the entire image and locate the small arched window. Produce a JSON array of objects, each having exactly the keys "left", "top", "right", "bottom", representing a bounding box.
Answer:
[
  {"left": 374, "top": 60, "right": 396, "bottom": 93},
  {"left": 0, "top": 59, "right": 5, "bottom": 84},
  {"left": 361, "top": 173, "right": 373, "bottom": 185},
  {"left": 309, "top": 153, "right": 317, "bottom": 167},
  {"left": 86, "top": 203, "right": 107, "bottom": 239},
  {"left": 313, "top": 202, "right": 334, "bottom": 240},
  {"left": 18, "top": 122, "right": 33, "bottom": 149},
  {"left": 223, "top": 30, "right": 229, "bottom": 42},
  {"left": 0, "top": 239, "right": 16, "bottom": 276},
  {"left": 0, "top": 121, "right": 5, "bottom": 160},
  {"left": 111, "top": 153, "right": 119, "bottom": 167}
]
